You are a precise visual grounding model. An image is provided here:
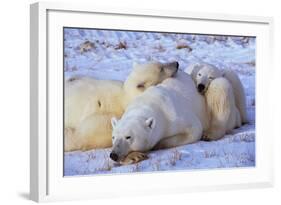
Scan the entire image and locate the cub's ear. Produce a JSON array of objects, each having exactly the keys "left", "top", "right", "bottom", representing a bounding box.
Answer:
[
  {"left": 111, "top": 117, "right": 119, "bottom": 129},
  {"left": 145, "top": 117, "right": 155, "bottom": 129},
  {"left": 187, "top": 64, "right": 202, "bottom": 82}
]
